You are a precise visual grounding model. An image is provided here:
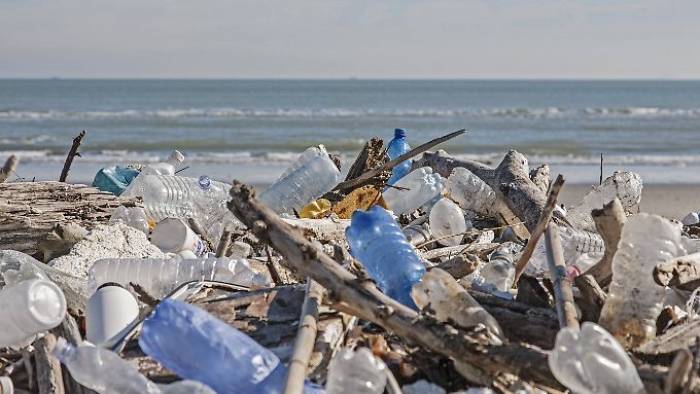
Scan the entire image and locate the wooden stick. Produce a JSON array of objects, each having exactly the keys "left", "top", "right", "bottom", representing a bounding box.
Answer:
[
  {"left": 215, "top": 229, "right": 232, "bottom": 257},
  {"left": 513, "top": 175, "right": 565, "bottom": 283},
  {"left": 599, "top": 153, "right": 604, "bottom": 185},
  {"left": 0, "top": 155, "right": 18, "bottom": 183},
  {"left": 582, "top": 197, "right": 625, "bottom": 287},
  {"left": 332, "top": 129, "right": 466, "bottom": 193},
  {"left": 573, "top": 274, "right": 607, "bottom": 322},
  {"left": 59, "top": 130, "right": 85, "bottom": 182},
  {"left": 283, "top": 279, "right": 323, "bottom": 394},
  {"left": 34, "top": 333, "right": 65, "bottom": 394},
  {"left": 545, "top": 223, "right": 579, "bottom": 330}
]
